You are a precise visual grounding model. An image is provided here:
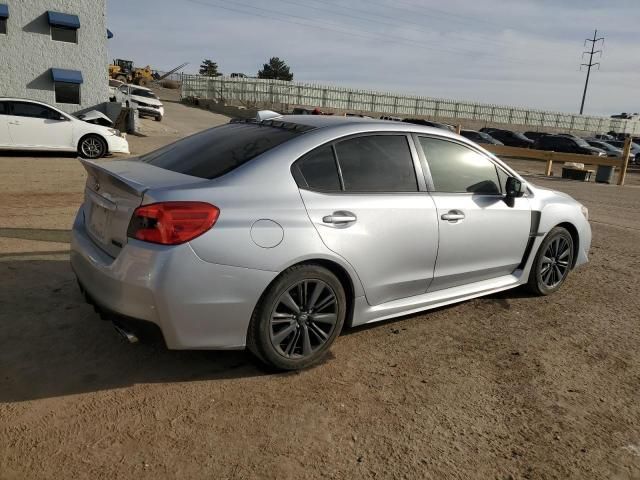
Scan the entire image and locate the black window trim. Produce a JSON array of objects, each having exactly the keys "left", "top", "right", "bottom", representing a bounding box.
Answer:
[
  {"left": 413, "top": 133, "right": 513, "bottom": 197},
  {"left": 291, "top": 131, "right": 427, "bottom": 195}
]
